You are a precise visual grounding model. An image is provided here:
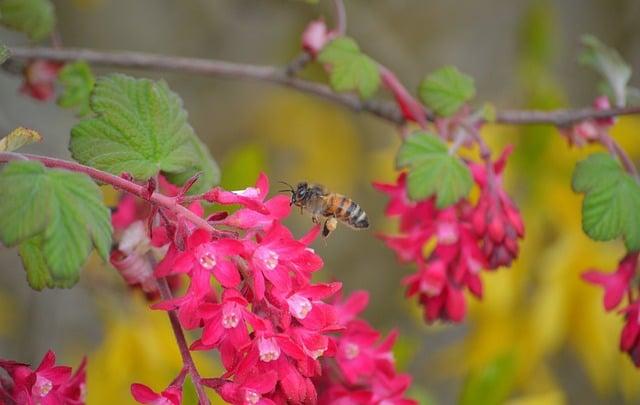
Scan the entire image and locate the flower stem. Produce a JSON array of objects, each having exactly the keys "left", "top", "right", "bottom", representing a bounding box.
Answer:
[
  {"left": 156, "top": 279, "right": 210, "bottom": 405},
  {"left": 0, "top": 152, "right": 225, "bottom": 237}
]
